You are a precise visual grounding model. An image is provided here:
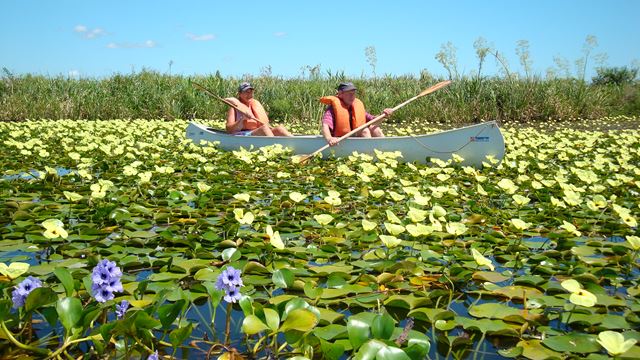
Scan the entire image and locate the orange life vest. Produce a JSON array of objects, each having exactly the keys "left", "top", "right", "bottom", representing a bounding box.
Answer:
[
  {"left": 225, "top": 97, "right": 269, "bottom": 130},
  {"left": 319, "top": 96, "right": 366, "bottom": 136}
]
